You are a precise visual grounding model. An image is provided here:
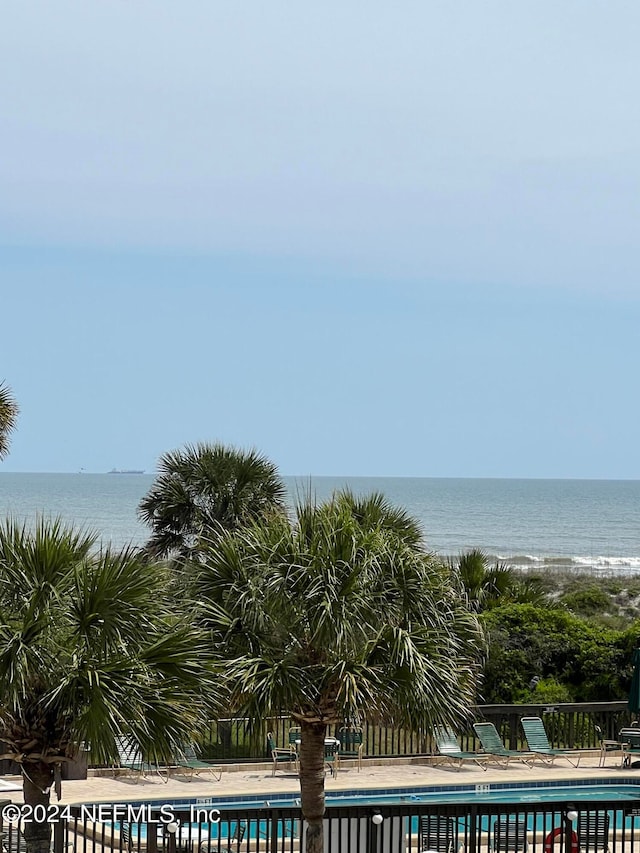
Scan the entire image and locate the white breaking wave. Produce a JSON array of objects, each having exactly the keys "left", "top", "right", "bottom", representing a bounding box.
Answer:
[{"left": 488, "top": 552, "right": 640, "bottom": 575}]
